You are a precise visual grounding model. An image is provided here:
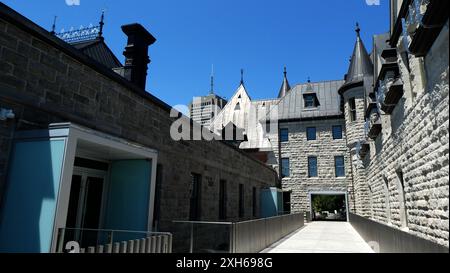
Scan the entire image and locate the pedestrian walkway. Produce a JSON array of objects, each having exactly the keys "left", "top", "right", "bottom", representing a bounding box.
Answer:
[{"left": 262, "top": 221, "right": 374, "bottom": 253}]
